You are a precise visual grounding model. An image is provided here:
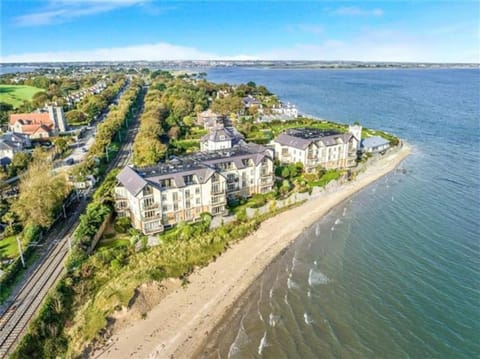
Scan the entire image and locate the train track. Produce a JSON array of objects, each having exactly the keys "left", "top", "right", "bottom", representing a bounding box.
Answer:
[
  {"left": 0, "top": 85, "right": 146, "bottom": 358},
  {"left": 0, "top": 218, "right": 77, "bottom": 357}
]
